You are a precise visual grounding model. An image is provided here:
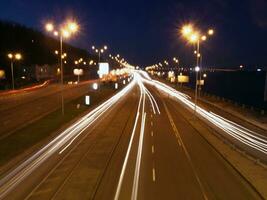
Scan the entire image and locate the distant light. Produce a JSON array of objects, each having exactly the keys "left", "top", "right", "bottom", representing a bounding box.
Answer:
[
  {"left": 7, "top": 53, "right": 13, "bottom": 59},
  {"left": 68, "top": 22, "right": 78, "bottom": 33},
  {"left": 208, "top": 29, "right": 214, "bottom": 35},
  {"left": 92, "top": 46, "right": 95, "bottom": 50},
  {"left": 189, "top": 32, "right": 199, "bottom": 43},
  {"left": 104, "top": 45, "right": 108, "bottom": 50},
  {"left": 115, "top": 83, "right": 118, "bottom": 89},
  {"left": 45, "top": 23, "right": 54, "bottom": 32},
  {"left": 240, "top": 65, "right": 243, "bottom": 69},
  {"left": 15, "top": 53, "right": 22, "bottom": 60},
  {"left": 92, "top": 83, "right": 98, "bottom": 90},
  {"left": 257, "top": 68, "right": 262, "bottom": 72},
  {"left": 201, "top": 35, "right": 207, "bottom": 41},
  {"left": 195, "top": 66, "right": 200, "bottom": 72},
  {"left": 181, "top": 24, "right": 193, "bottom": 37},
  {"left": 62, "top": 29, "right": 70, "bottom": 38},
  {"left": 203, "top": 73, "right": 207, "bottom": 78},
  {"left": 54, "top": 31, "right": 59, "bottom": 36},
  {"left": 55, "top": 50, "right": 59, "bottom": 55},
  {"left": 123, "top": 80, "right": 126, "bottom": 85}
]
